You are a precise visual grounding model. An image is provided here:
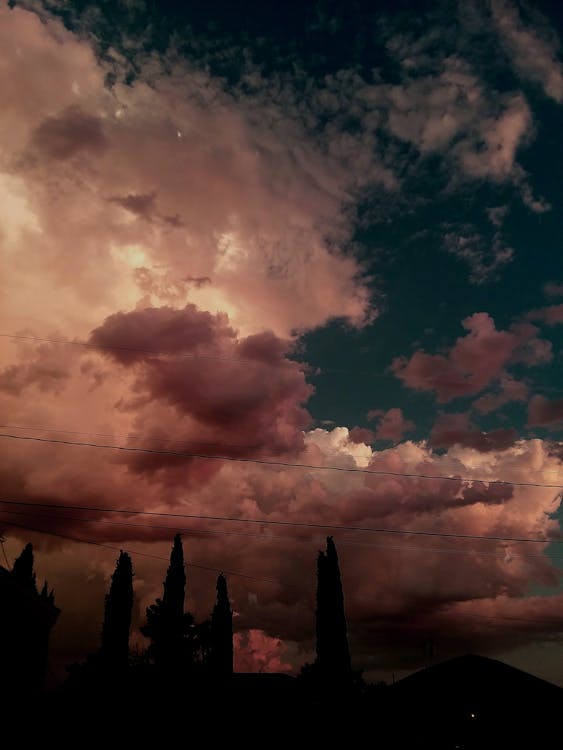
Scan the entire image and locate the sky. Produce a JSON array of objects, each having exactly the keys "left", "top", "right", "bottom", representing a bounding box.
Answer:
[{"left": 0, "top": 0, "right": 562, "bottom": 685}]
